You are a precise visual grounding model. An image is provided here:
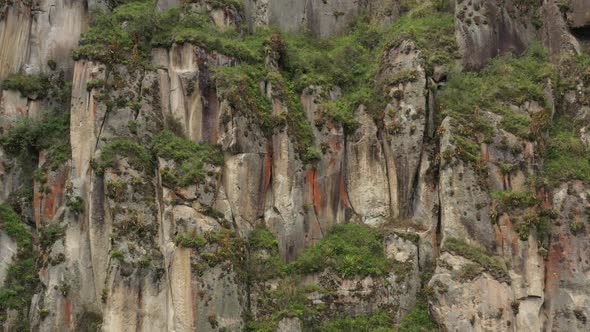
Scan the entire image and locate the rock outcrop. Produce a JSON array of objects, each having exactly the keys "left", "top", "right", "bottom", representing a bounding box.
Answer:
[{"left": 1, "top": 0, "right": 590, "bottom": 331}]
